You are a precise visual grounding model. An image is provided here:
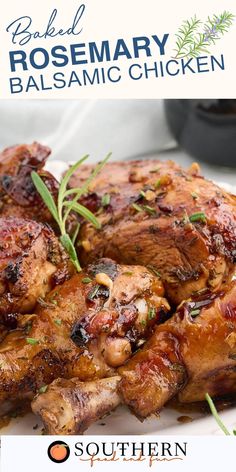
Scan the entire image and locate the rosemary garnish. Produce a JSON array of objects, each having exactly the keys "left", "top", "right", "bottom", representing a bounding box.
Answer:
[
  {"left": 26, "top": 338, "right": 39, "bottom": 345},
  {"left": 139, "top": 190, "right": 146, "bottom": 198},
  {"left": 132, "top": 203, "right": 156, "bottom": 216},
  {"left": 38, "top": 385, "right": 48, "bottom": 394},
  {"left": 189, "top": 212, "right": 207, "bottom": 223},
  {"left": 54, "top": 319, "right": 62, "bottom": 326},
  {"left": 87, "top": 285, "right": 100, "bottom": 300},
  {"left": 101, "top": 194, "right": 111, "bottom": 207},
  {"left": 205, "top": 393, "right": 232, "bottom": 435},
  {"left": 148, "top": 307, "right": 156, "bottom": 320},
  {"left": 32, "top": 153, "right": 111, "bottom": 272},
  {"left": 37, "top": 297, "right": 57, "bottom": 309},
  {"left": 155, "top": 179, "right": 161, "bottom": 188},
  {"left": 147, "top": 265, "right": 161, "bottom": 278},
  {"left": 190, "top": 308, "right": 201, "bottom": 318},
  {"left": 142, "top": 205, "right": 156, "bottom": 215},
  {"left": 82, "top": 277, "right": 93, "bottom": 284},
  {"left": 132, "top": 203, "right": 143, "bottom": 212}
]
